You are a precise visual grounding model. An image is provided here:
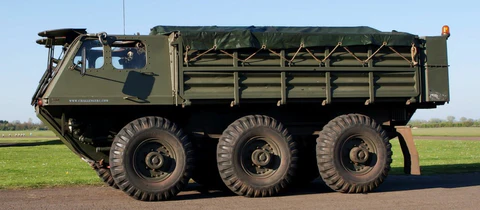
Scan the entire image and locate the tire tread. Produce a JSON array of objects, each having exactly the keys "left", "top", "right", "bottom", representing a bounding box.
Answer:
[
  {"left": 217, "top": 115, "right": 297, "bottom": 197},
  {"left": 317, "top": 114, "right": 392, "bottom": 193},
  {"left": 110, "top": 116, "right": 194, "bottom": 201}
]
